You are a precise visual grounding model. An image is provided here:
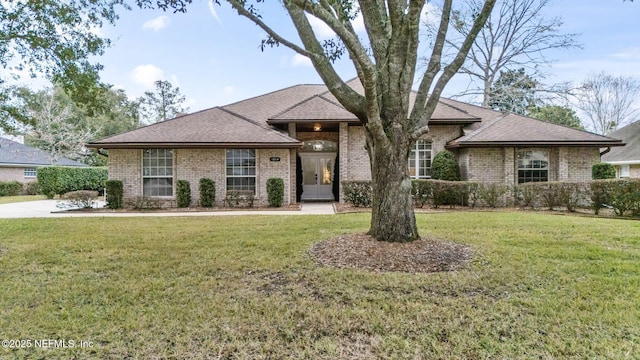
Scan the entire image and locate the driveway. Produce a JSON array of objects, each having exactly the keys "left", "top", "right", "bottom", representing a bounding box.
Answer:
[{"left": 0, "top": 200, "right": 335, "bottom": 218}]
